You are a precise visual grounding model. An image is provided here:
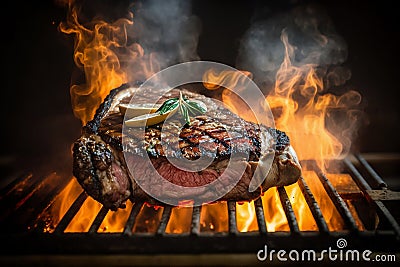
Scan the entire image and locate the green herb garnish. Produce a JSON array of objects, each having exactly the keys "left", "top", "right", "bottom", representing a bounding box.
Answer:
[
  {"left": 156, "top": 91, "right": 207, "bottom": 125},
  {"left": 157, "top": 97, "right": 179, "bottom": 115}
]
